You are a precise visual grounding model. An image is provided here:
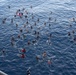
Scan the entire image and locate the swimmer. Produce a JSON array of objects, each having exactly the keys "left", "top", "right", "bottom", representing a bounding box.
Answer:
[
  {"left": 8, "top": 5, "right": 10, "bottom": 9},
  {"left": 46, "top": 38, "right": 51, "bottom": 45},
  {"left": 20, "top": 29, "right": 23, "bottom": 33},
  {"left": 30, "top": 26, "right": 33, "bottom": 29},
  {"left": 37, "top": 32, "right": 39, "bottom": 35},
  {"left": 25, "top": 15, "right": 27, "bottom": 18},
  {"left": 27, "top": 41, "right": 31, "bottom": 45},
  {"left": 49, "top": 24, "right": 51, "bottom": 27},
  {"left": 11, "top": 36, "right": 15, "bottom": 41},
  {"left": 42, "top": 51, "right": 47, "bottom": 58},
  {"left": 32, "top": 40, "right": 36, "bottom": 44},
  {"left": 47, "top": 60, "right": 51, "bottom": 65},
  {"left": 73, "top": 18, "right": 75, "bottom": 22},
  {"left": 27, "top": 68, "right": 31, "bottom": 75},
  {"left": 68, "top": 32, "right": 71, "bottom": 36},
  {"left": 16, "top": 9, "right": 20, "bottom": 14},
  {"left": 72, "top": 30, "right": 75, "bottom": 34},
  {"left": 34, "top": 31, "right": 37, "bottom": 35},
  {"left": 73, "top": 37, "right": 76, "bottom": 41},
  {"left": 19, "top": 13, "right": 23, "bottom": 18},
  {"left": 36, "top": 55, "right": 40, "bottom": 61},
  {"left": 14, "top": 15, "right": 16, "bottom": 17},
  {"left": 25, "top": 11, "right": 28, "bottom": 14},
  {"left": 36, "top": 35, "right": 40, "bottom": 40},
  {"left": 18, "top": 9, "right": 20, "bottom": 12},
  {"left": 37, "top": 18, "right": 39, "bottom": 22},
  {"left": 49, "top": 17, "right": 51, "bottom": 20},
  {"left": 4, "top": 18, "right": 7, "bottom": 20},
  {"left": 21, "top": 54, "right": 25, "bottom": 58},
  {"left": 2, "top": 50, "right": 6, "bottom": 55},
  {"left": 44, "top": 22, "right": 46, "bottom": 26},
  {"left": 2, "top": 20, "right": 5, "bottom": 24},
  {"left": 70, "top": 24, "right": 72, "bottom": 27},
  {"left": 24, "top": 24, "right": 26, "bottom": 28},
  {"left": 26, "top": 21, "right": 28, "bottom": 24},
  {"left": 26, "top": 29, "right": 29, "bottom": 33},
  {"left": 38, "top": 27, "right": 41, "bottom": 30},
  {"left": 11, "top": 18, "right": 13, "bottom": 23},
  {"left": 16, "top": 24, "right": 18, "bottom": 27},
  {"left": 18, "top": 34, "right": 20, "bottom": 38},
  {"left": 21, "top": 48, "right": 26, "bottom": 53},
  {"left": 50, "top": 33, "right": 52, "bottom": 38},
  {"left": 2, "top": 18, "right": 7, "bottom": 24}
]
